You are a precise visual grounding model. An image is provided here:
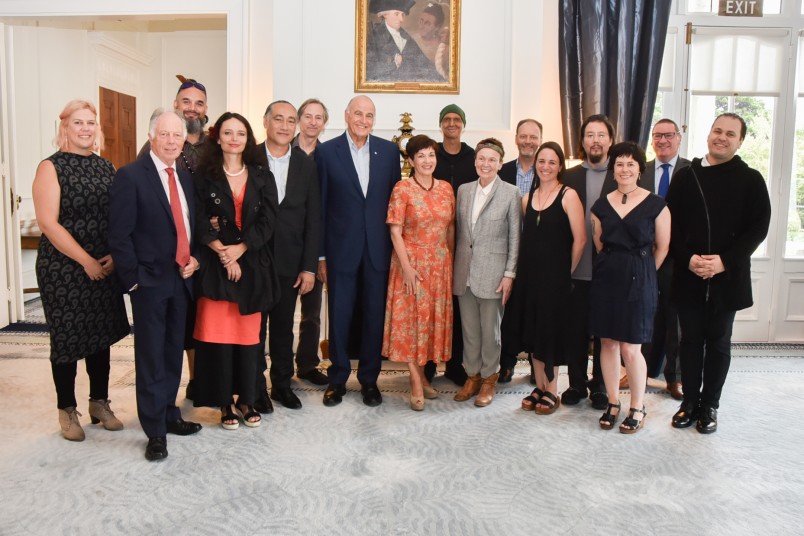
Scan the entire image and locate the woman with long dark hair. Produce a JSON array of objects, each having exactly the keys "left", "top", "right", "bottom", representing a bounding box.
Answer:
[
  {"left": 503, "top": 141, "right": 586, "bottom": 415},
  {"left": 192, "top": 112, "right": 279, "bottom": 430}
]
